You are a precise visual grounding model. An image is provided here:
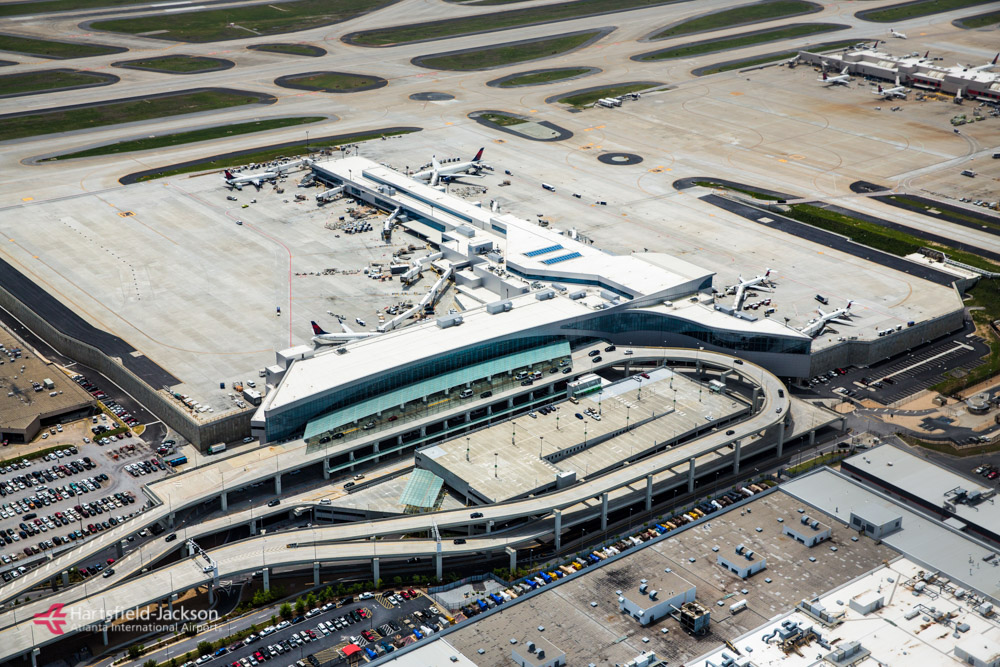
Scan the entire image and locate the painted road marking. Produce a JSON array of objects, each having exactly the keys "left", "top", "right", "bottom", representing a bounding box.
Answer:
[{"left": 883, "top": 341, "right": 973, "bottom": 379}]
